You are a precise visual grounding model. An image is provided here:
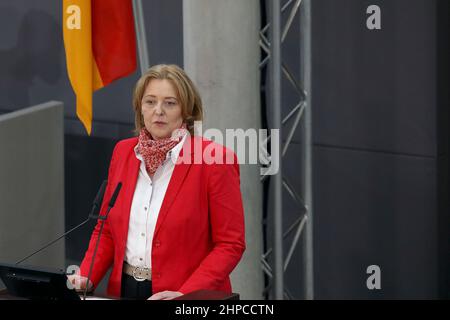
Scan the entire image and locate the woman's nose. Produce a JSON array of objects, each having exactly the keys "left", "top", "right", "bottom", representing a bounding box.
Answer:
[{"left": 154, "top": 102, "right": 164, "bottom": 115}]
